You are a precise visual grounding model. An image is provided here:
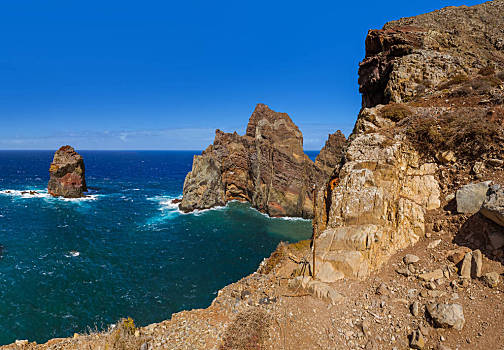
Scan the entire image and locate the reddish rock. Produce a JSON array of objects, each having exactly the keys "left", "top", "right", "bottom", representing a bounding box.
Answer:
[
  {"left": 48, "top": 145, "right": 87, "bottom": 198},
  {"left": 180, "top": 104, "right": 335, "bottom": 218},
  {"left": 315, "top": 130, "right": 347, "bottom": 176}
]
